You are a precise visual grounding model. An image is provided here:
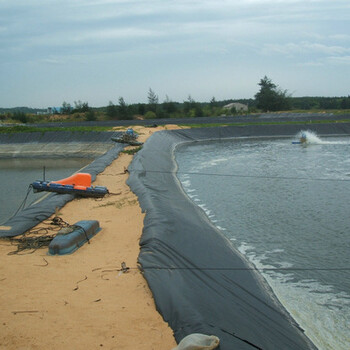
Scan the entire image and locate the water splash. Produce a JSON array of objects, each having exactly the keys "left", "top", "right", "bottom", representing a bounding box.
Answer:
[
  {"left": 296, "top": 130, "right": 323, "bottom": 144},
  {"left": 295, "top": 130, "right": 350, "bottom": 145}
]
